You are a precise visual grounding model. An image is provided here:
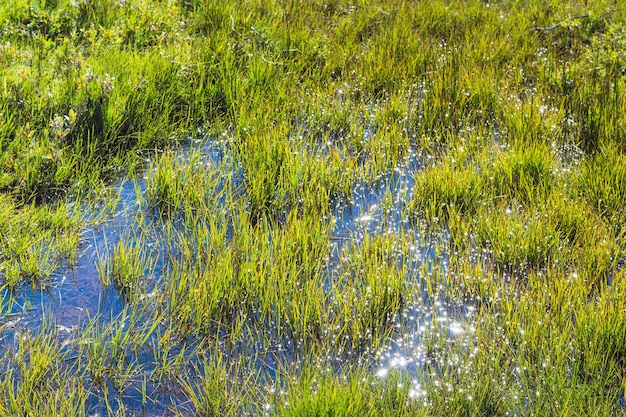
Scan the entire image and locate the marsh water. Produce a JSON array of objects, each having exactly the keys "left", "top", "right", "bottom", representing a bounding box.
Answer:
[{"left": 1, "top": 137, "right": 478, "bottom": 414}]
